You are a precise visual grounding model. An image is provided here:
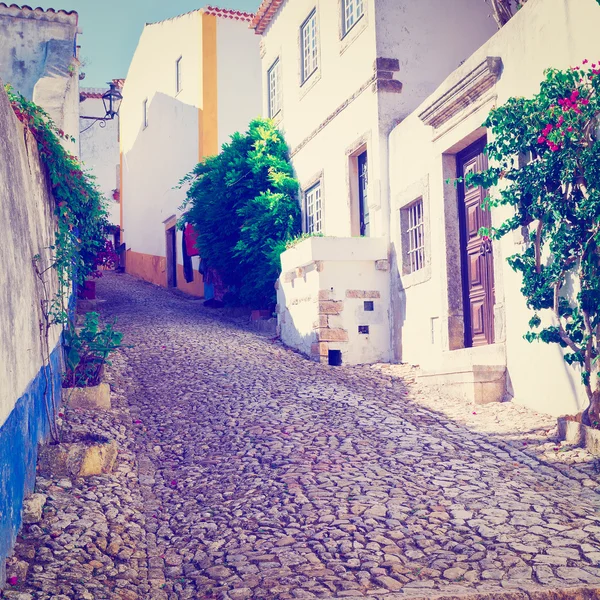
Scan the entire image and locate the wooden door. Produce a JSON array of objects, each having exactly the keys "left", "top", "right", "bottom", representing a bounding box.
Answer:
[
  {"left": 166, "top": 227, "right": 177, "bottom": 288},
  {"left": 457, "top": 138, "right": 495, "bottom": 347}
]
